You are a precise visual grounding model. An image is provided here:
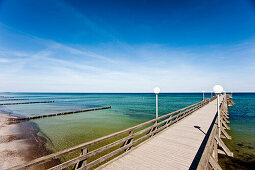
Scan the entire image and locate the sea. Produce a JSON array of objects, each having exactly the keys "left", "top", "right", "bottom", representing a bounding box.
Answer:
[{"left": 0, "top": 92, "right": 254, "bottom": 169}]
